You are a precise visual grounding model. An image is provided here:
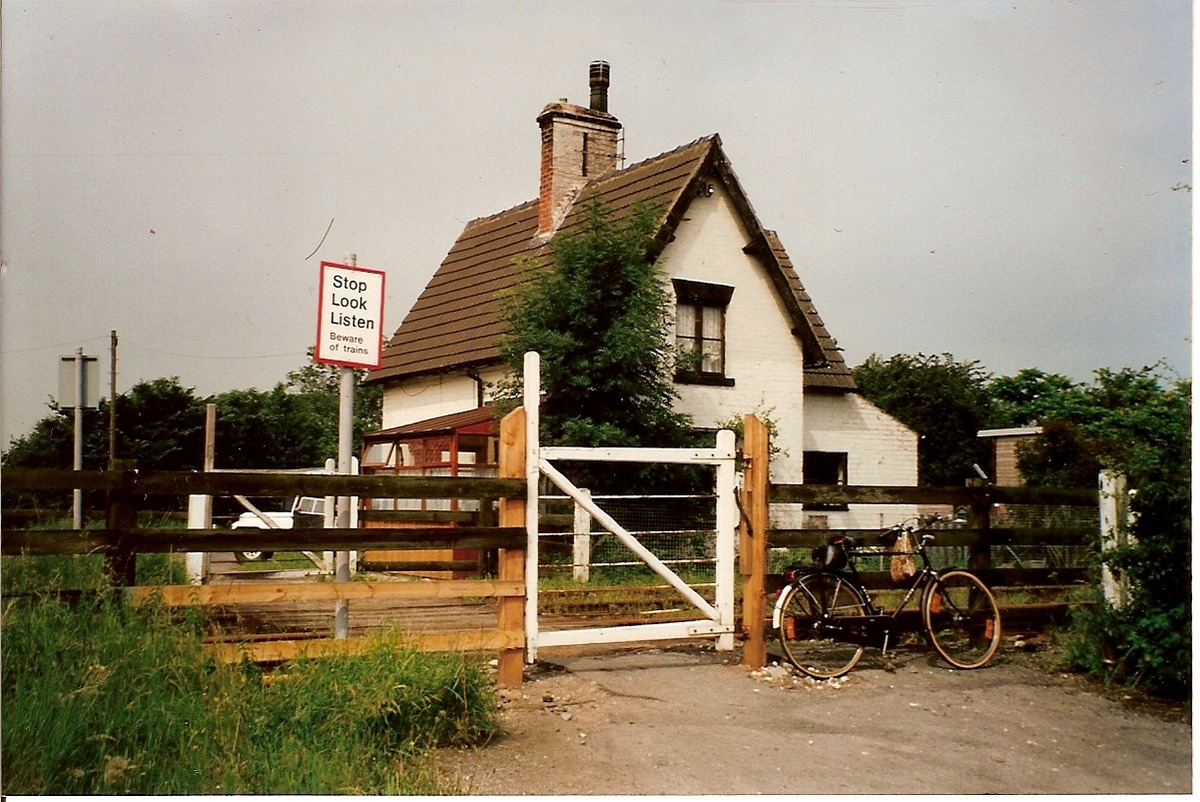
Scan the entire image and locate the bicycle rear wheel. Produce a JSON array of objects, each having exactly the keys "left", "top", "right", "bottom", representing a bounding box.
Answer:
[
  {"left": 922, "top": 570, "right": 1001, "bottom": 669},
  {"left": 778, "top": 573, "right": 868, "bottom": 679}
]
